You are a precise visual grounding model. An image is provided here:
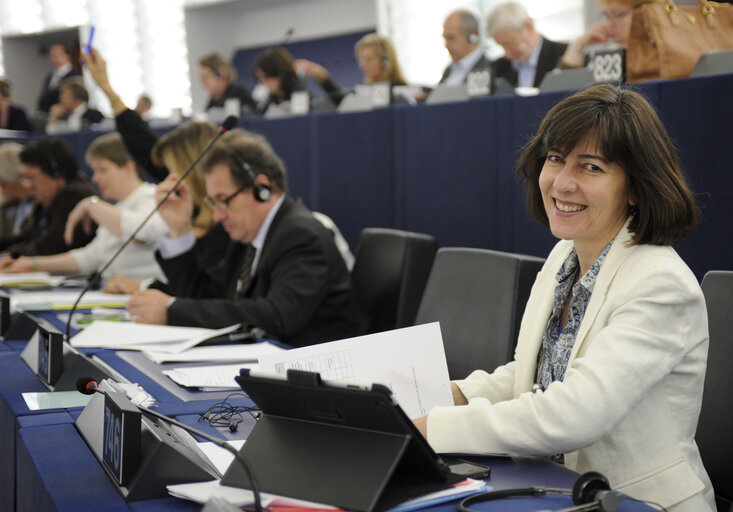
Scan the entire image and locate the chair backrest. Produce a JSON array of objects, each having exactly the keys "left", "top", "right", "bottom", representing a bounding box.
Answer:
[
  {"left": 414, "top": 248, "right": 545, "bottom": 380},
  {"left": 698, "top": 271, "right": 733, "bottom": 510},
  {"left": 351, "top": 228, "right": 438, "bottom": 334}
]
